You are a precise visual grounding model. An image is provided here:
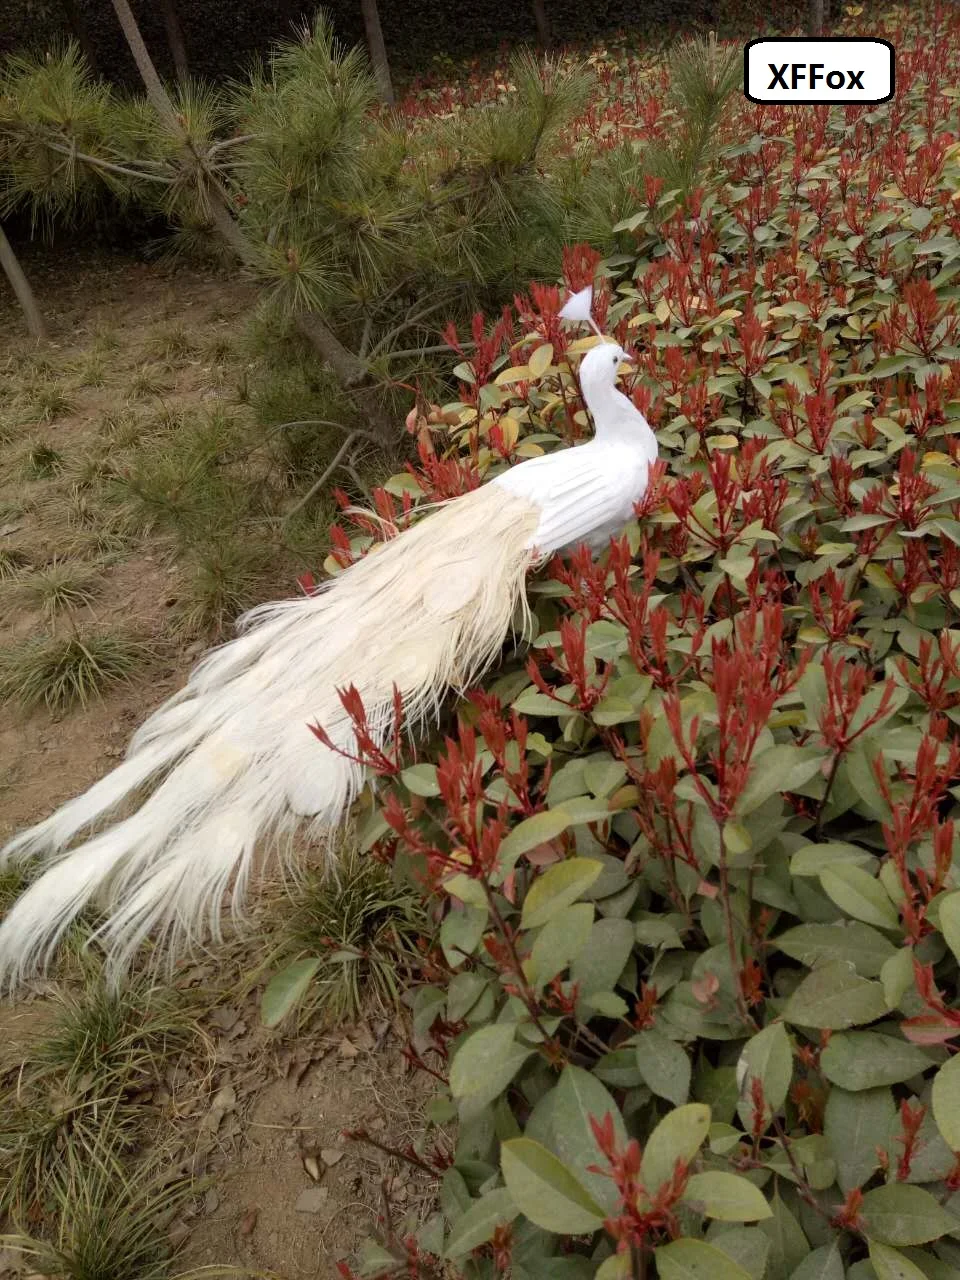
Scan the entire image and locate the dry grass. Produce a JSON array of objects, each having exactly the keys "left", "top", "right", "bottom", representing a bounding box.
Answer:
[{"left": 0, "top": 629, "right": 148, "bottom": 710}]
